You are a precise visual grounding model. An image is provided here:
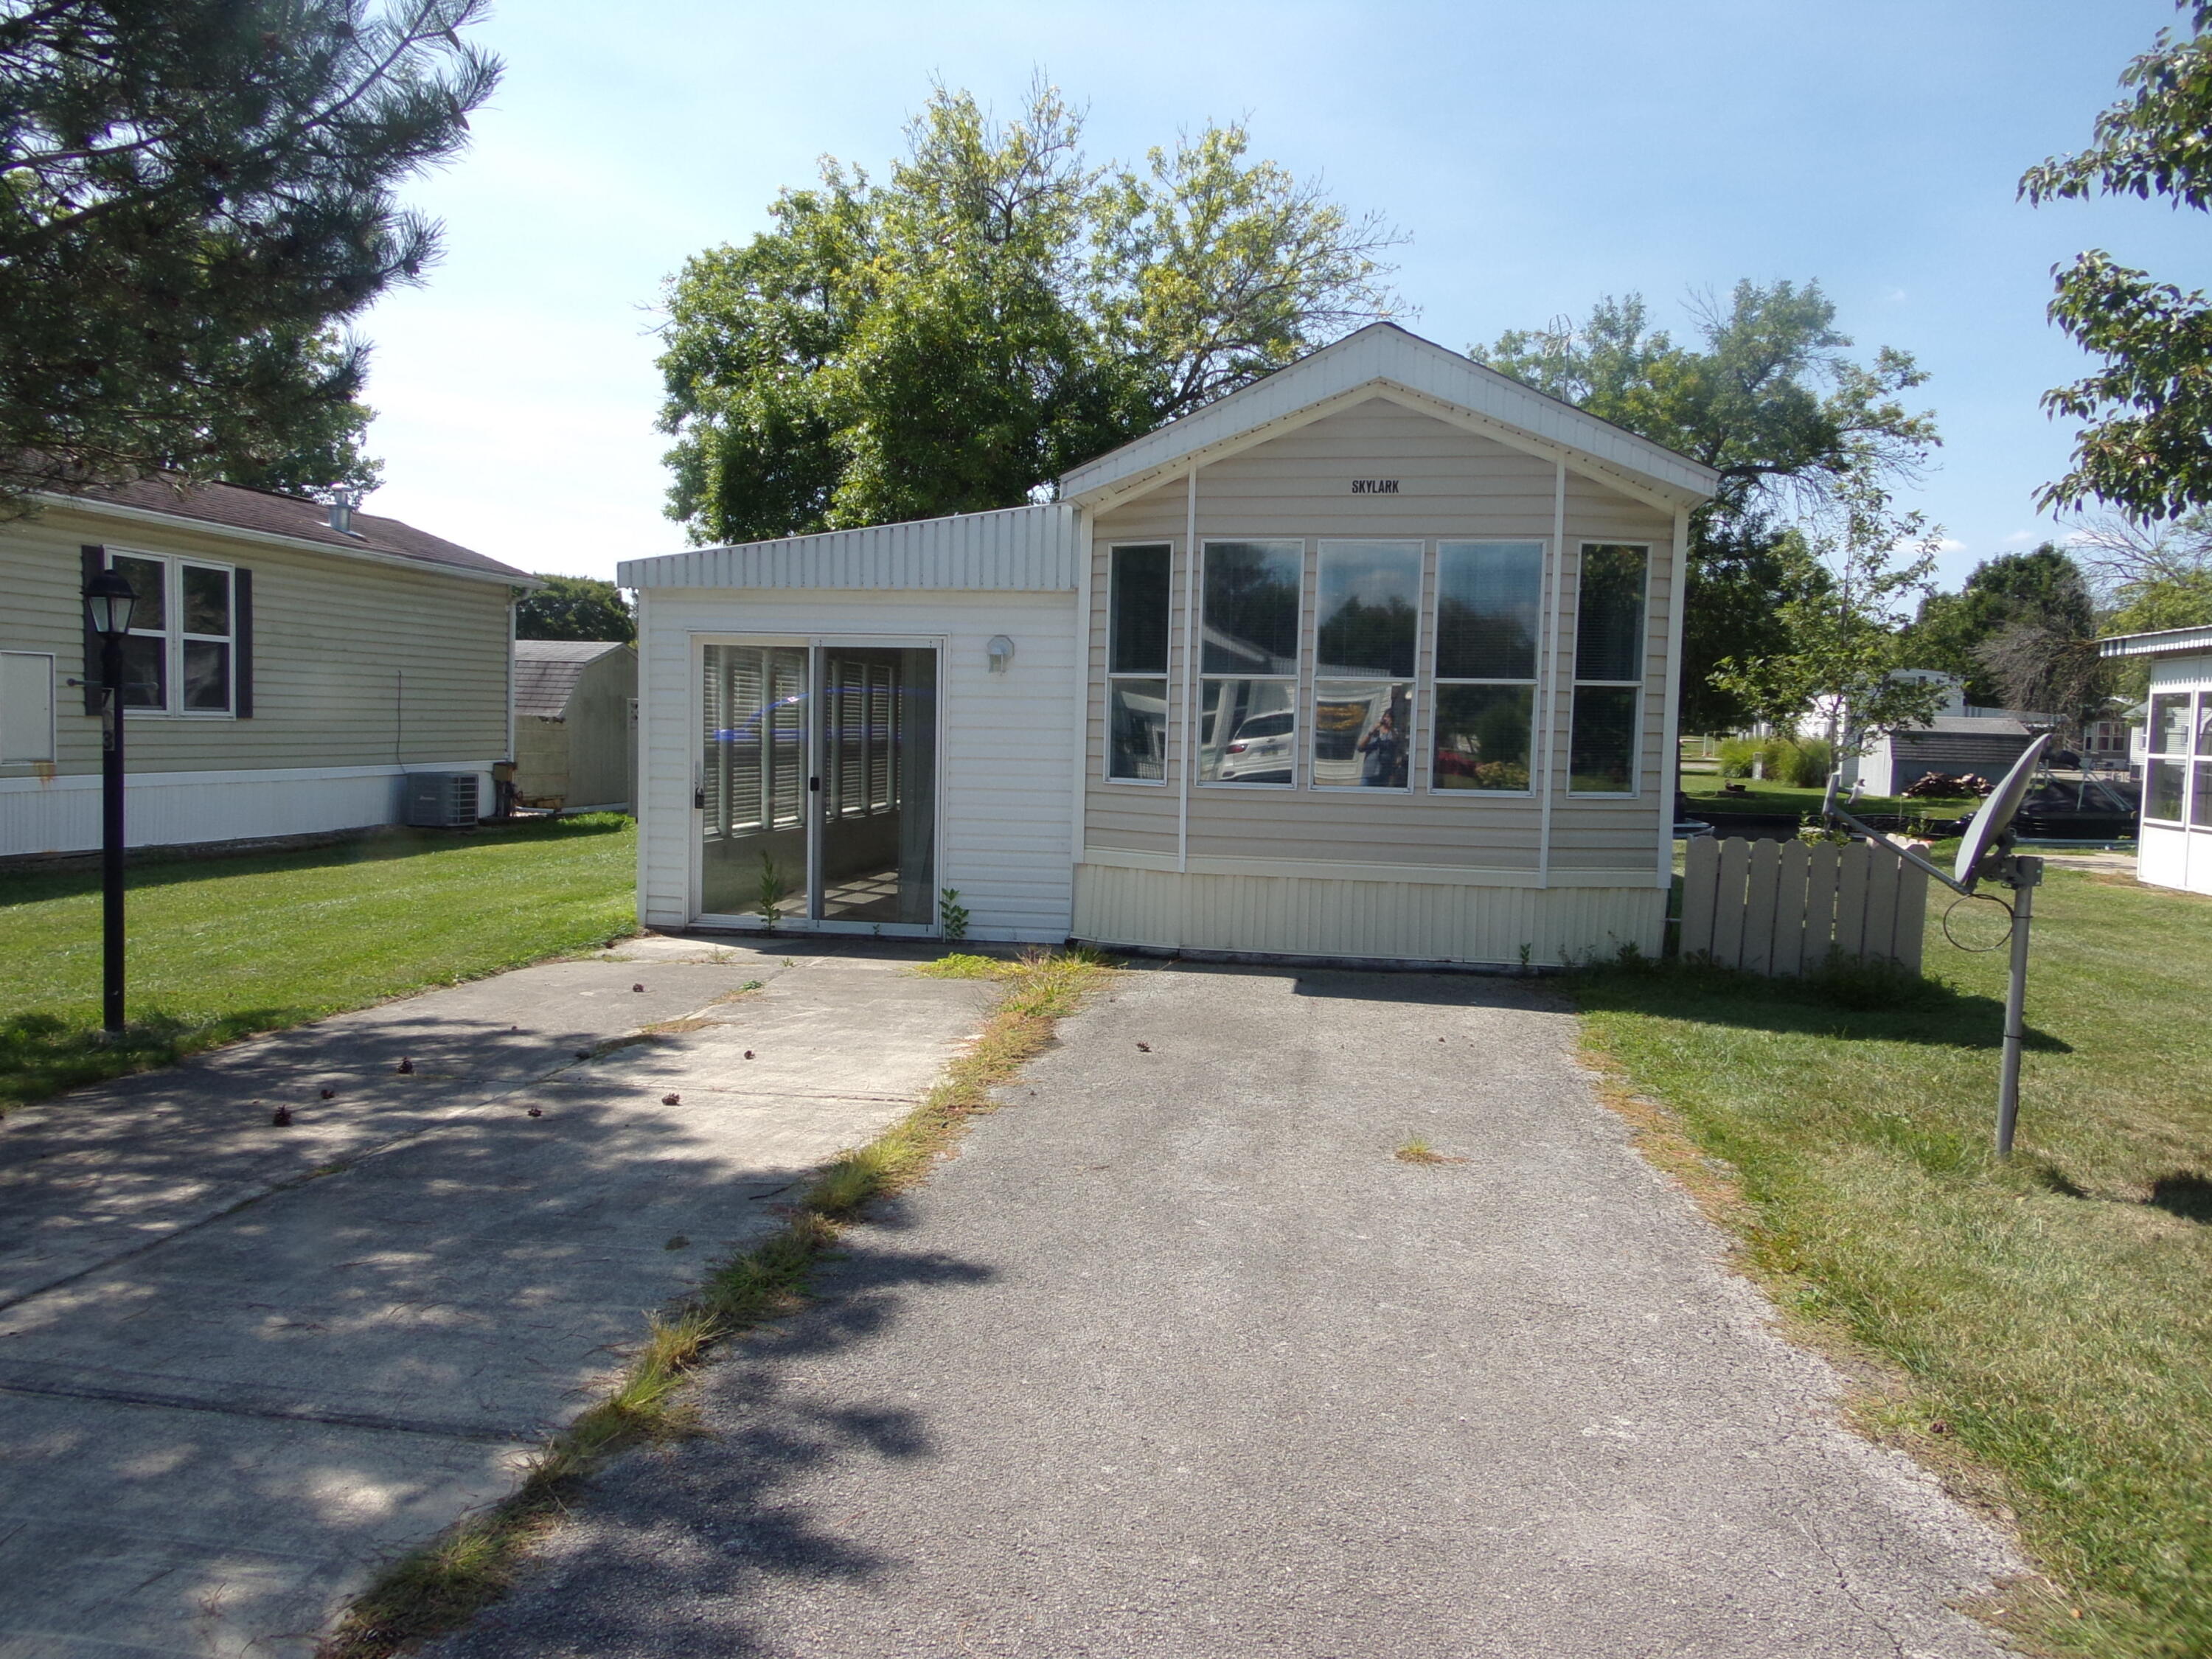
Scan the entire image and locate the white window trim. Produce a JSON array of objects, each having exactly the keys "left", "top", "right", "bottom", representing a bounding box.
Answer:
[
  {"left": 1103, "top": 540, "right": 1174, "bottom": 787},
  {"left": 1194, "top": 536, "right": 1304, "bottom": 790},
  {"left": 1426, "top": 538, "right": 1548, "bottom": 799},
  {"left": 107, "top": 547, "right": 239, "bottom": 720},
  {"left": 1566, "top": 542, "right": 1652, "bottom": 799},
  {"left": 1309, "top": 539, "right": 1422, "bottom": 796},
  {"left": 2143, "top": 688, "right": 2202, "bottom": 828}
]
